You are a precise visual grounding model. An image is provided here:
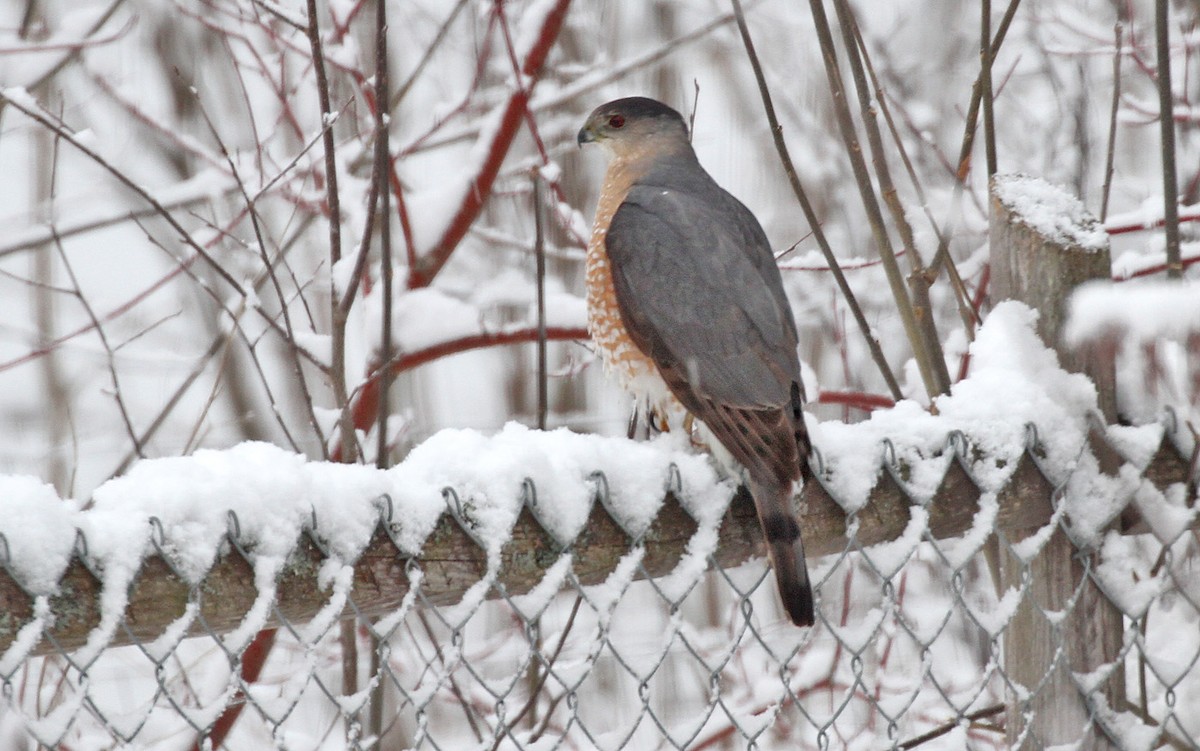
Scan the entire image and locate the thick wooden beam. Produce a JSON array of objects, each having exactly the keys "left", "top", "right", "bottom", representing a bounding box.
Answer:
[
  {"left": 1, "top": 438, "right": 1190, "bottom": 660},
  {"left": 990, "top": 174, "right": 1123, "bottom": 749}
]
